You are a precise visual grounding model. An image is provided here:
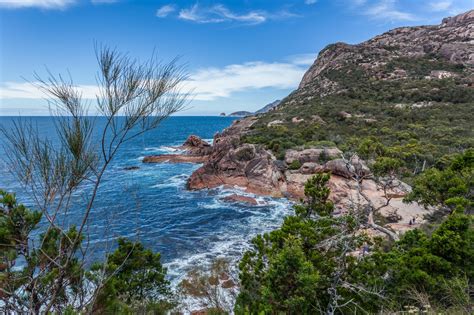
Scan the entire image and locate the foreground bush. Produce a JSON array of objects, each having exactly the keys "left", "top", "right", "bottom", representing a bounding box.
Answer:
[
  {"left": 235, "top": 171, "right": 473, "bottom": 313},
  {"left": 0, "top": 190, "right": 173, "bottom": 314}
]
